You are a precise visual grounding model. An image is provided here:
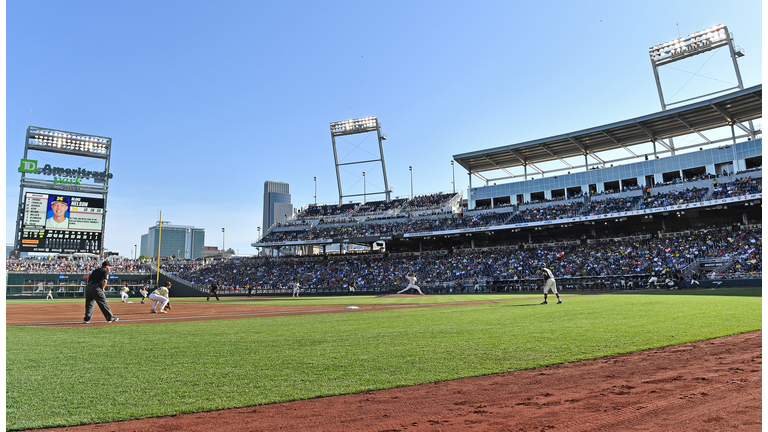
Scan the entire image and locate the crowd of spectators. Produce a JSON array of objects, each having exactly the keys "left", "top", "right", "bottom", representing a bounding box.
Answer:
[
  {"left": 355, "top": 199, "right": 408, "bottom": 215},
  {"left": 710, "top": 177, "right": 762, "bottom": 199},
  {"left": 299, "top": 203, "right": 357, "bottom": 219},
  {"left": 260, "top": 229, "right": 311, "bottom": 243},
  {"left": 316, "top": 217, "right": 358, "bottom": 226},
  {"left": 300, "top": 212, "right": 510, "bottom": 240},
  {"left": 591, "top": 185, "right": 641, "bottom": 196},
  {"left": 297, "top": 193, "right": 456, "bottom": 221},
  {"left": 400, "top": 192, "right": 456, "bottom": 210},
  {"left": 470, "top": 202, "right": 515, "bottom": 211},
  {"left": 8, "top": 226, "right": 760, "bottom": 292},
  {"left": 513, "top": 202, "right": 586, "bottom": 223},
  {"left": 586, "top": 196, "right": 642, "bottom": 215},
  {"left": 272, "top": 220, "right": 311, "bottom": 228},
  {"left": 654, "top": 173, "right": 712, "bottom": 187},
  {"left": 638, "top": 187, "right": 708, "bottom": 209},
  {"left": 6, "top": 257, "right": 150, "bottom": 274},
  {"left": 159, "top": 226, "right": 761, "bottom": 291},
  {"left": 258, "top": 177, "right": 761, "bottom": 244}
]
